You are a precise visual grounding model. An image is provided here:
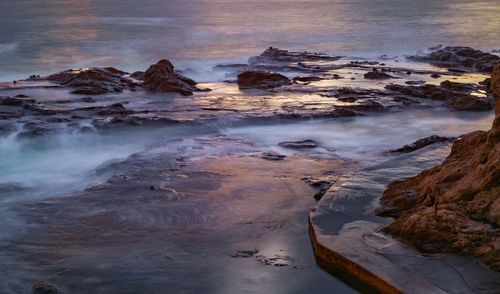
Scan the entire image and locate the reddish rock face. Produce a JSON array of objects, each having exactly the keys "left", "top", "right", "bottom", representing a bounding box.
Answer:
[
  {"left": 143, "top": 59, "right": 200, "bottom": 96},
  {"left": 377, "top": 63, "right": 500, "bottom": 271},
  {"left": 237, "top": 70, "right": 291, "bottom": 89},
  {"left": 492, "top": 64, "right": 500, "bottom": 97}
]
